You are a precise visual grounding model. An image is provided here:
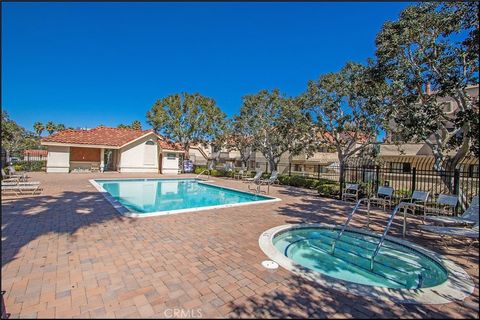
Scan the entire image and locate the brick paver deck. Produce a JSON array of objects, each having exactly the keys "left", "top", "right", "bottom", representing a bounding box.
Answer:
[{"left": 1, "top": 172, "right": 478, "bottom": 318}]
